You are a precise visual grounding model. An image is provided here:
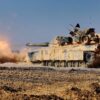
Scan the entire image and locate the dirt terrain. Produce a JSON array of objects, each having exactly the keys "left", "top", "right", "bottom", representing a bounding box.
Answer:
[{"left": 0, "top": 64, "right": 100, "bottom": 100}]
